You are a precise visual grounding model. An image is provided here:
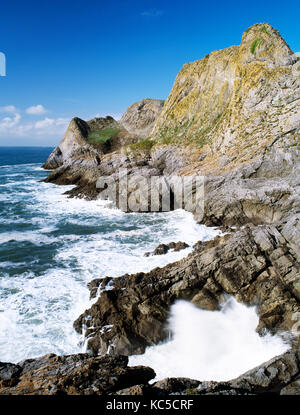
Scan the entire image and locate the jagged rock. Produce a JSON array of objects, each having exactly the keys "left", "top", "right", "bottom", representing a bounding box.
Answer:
[
  {"left": 197, "top": 349, "right": 300, "bottom": 395},
  {"left": 0, "top": 354, "right": 155, "bottom": 395},
  {"left": 1, "top": 350, "right": 299, "bottom": 395},
  {"left": 173, "top": 241, "right": 189, "bottom": 251},
  {"left": 153, "top": 243, "right": 170, "bottom": 255},
  {"left": 74, "top": 224, "right": 300, "bottom": 356},
  {"left": 153, "top": 378, "right": 201, "bottom": 394},
  {"left": 280, "top": 376, "right": 300, "bottom": 395},
  {"left": 43, "top": 116, "right": 122, "bottom": 170},
  {"left": 43, "top": 26, "right": 300, "bottom": 221},
  {"left": 144, "top": 241, "right": 190, "bottom": 256},
  {"left": 43, "top": 117, "right": 90, "bottom": 169}
]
